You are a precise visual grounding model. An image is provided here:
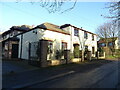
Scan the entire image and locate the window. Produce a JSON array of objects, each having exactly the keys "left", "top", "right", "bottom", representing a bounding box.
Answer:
[
  {"left": 108, "top": 42, "right": 113, "bottom": 46},
  {"left": 101, "top": 43, "right": 106, "bottom": 47},
  {"left": 92, "top": 34, "right": 94, "bottom": 41},
  {"left": 62, "top": 42, "right": 67, "bottom": 50},
  {"left": 74, "top": 29, "right": 79, "bottom": 36},
  {"left": 84, "top": 32, "right": 88, "bottom": 39}
]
